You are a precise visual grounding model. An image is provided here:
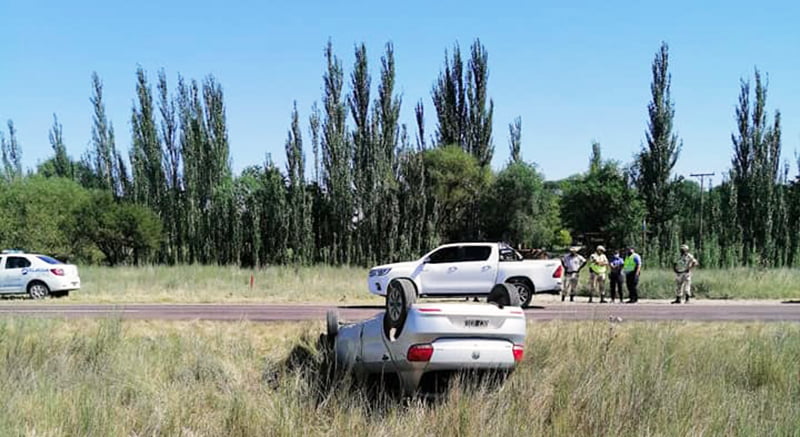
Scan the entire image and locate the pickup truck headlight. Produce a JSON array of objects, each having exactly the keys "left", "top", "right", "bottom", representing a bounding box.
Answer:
[{"left": 369, "top": 268, "right": 392, "bottom": 277}]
